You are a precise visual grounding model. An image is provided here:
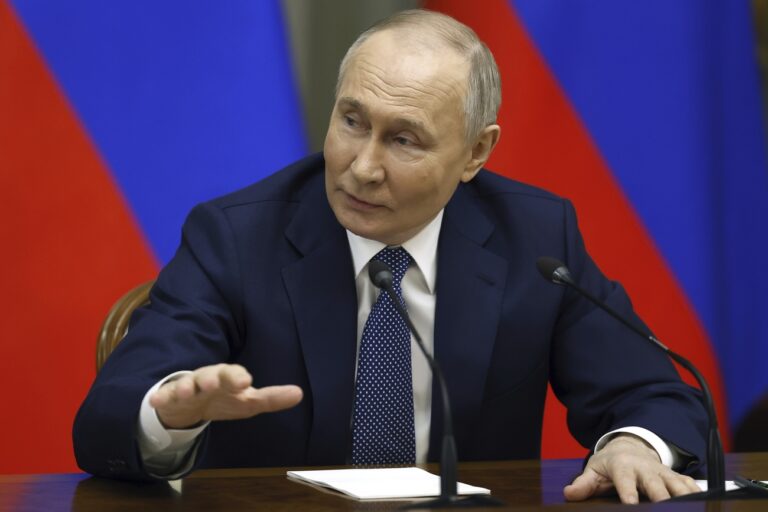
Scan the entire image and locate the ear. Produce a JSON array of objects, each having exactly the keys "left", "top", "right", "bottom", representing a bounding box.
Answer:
[{"left": 461, "top": 124, "right": 501, "bottom": 182}]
